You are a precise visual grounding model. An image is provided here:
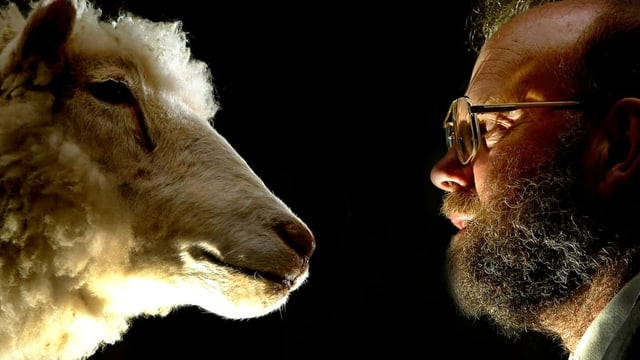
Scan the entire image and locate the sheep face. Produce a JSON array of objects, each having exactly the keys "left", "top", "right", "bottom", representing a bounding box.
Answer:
[
  {"left": 56, "top": 18, "right": 317, "bottom": 321},
  {"left": 0, "top": 0, "right": 315, "bottom": 358}
]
